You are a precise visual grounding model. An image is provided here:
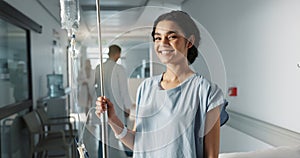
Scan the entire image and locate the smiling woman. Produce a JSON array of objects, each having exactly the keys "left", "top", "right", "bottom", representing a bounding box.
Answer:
[{"left": 95, "top": 10, "right": 227, "bottom": 158}]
